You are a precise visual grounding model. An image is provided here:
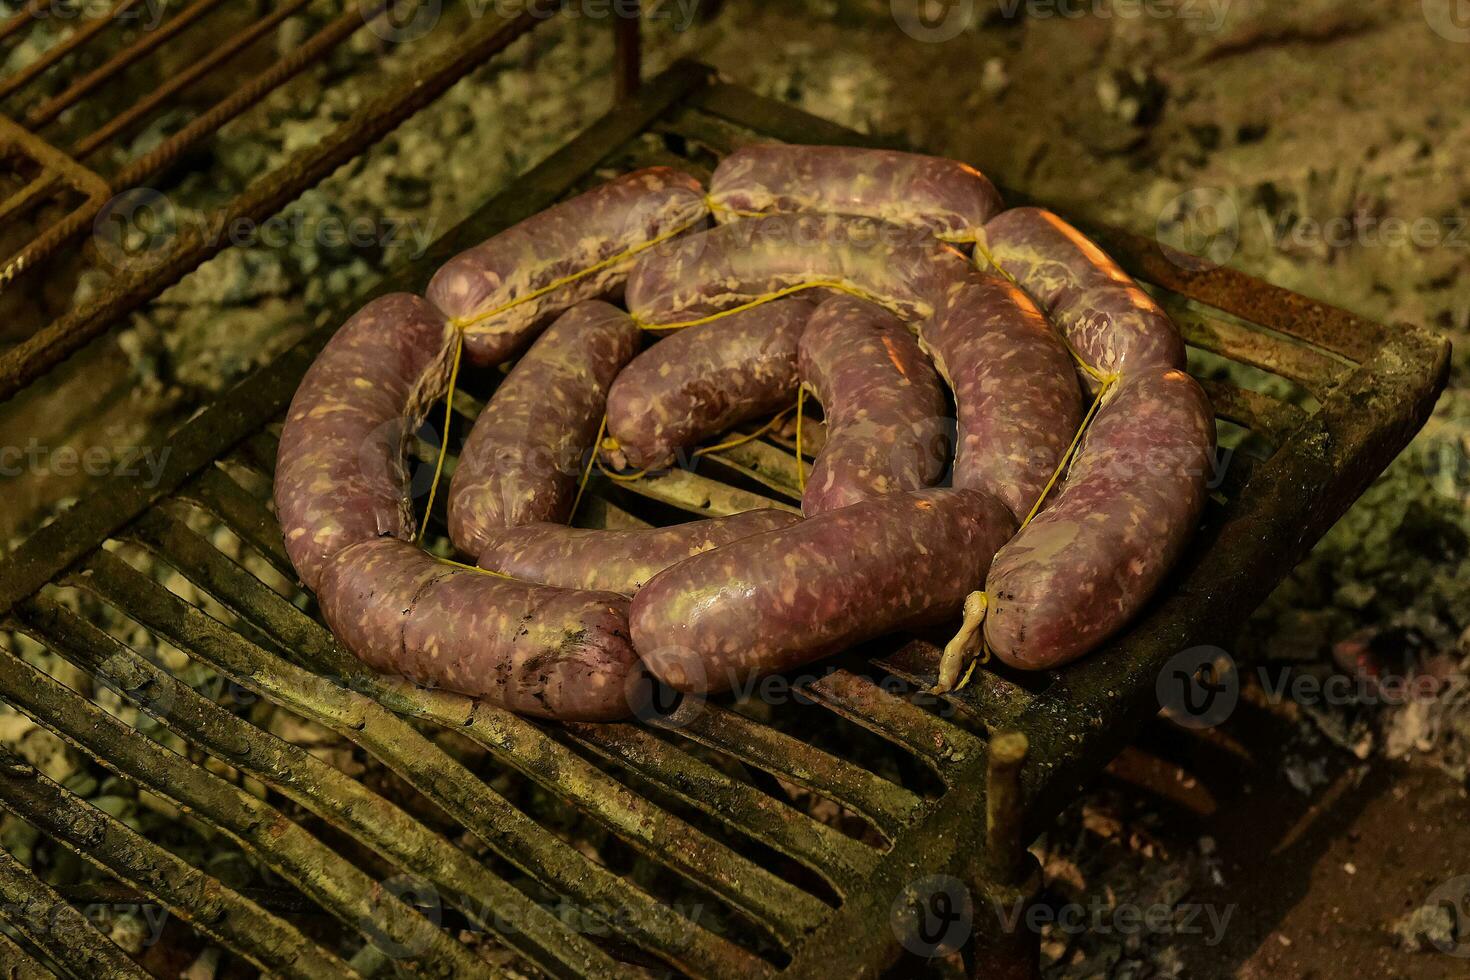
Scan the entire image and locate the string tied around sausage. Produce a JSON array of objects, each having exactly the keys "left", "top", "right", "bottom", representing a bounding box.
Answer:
[
  {"left": 447, "top": 211, "right": 708, "bottom": 335},
  {"left": 933, "top": 590, "right": 990, "bottom": 694},
  {"left": 934, "top": 368, "right": 1120, "bottom": 694},
  {"left": 628, "top": 279, "right": 909, "bottom": 333},
  {"left": 592, "top": 399, "right": 803, "bottom": 488}
]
